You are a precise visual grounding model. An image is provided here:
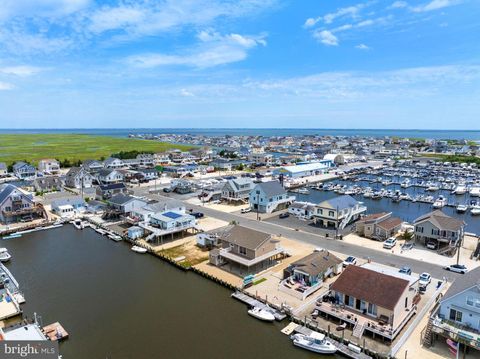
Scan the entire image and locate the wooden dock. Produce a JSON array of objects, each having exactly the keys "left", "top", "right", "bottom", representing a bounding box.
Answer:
[
  {"left": 42, "top": 322, "right": 68, "bottom": 341},
  {"left": 231, "top": 291, "right": 287, "bottom": 321},
  {"left": 282, "top": 322, "right": 372, "bottom": 359}
]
